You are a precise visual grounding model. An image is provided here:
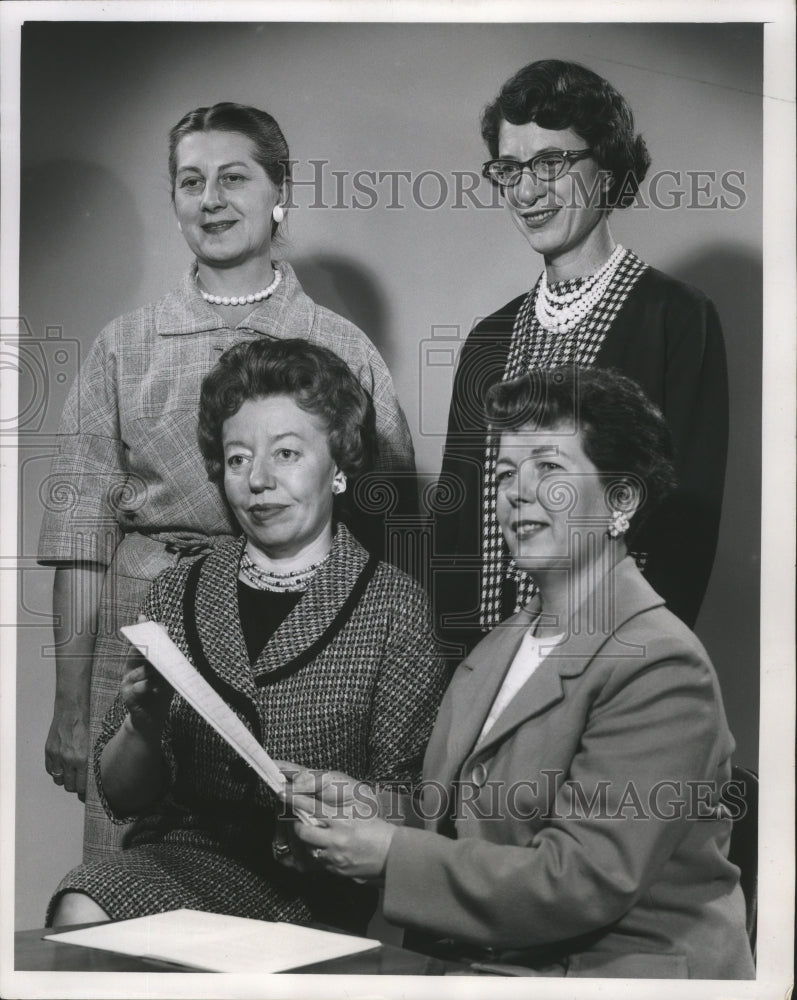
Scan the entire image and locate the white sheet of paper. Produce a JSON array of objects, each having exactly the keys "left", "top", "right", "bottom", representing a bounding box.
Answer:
[
  {"left": 120, "top": 620, "right": 287, "bottom": 797},
  {"left": 45, "top": 908, "right": 379, "bottom": 972}
]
